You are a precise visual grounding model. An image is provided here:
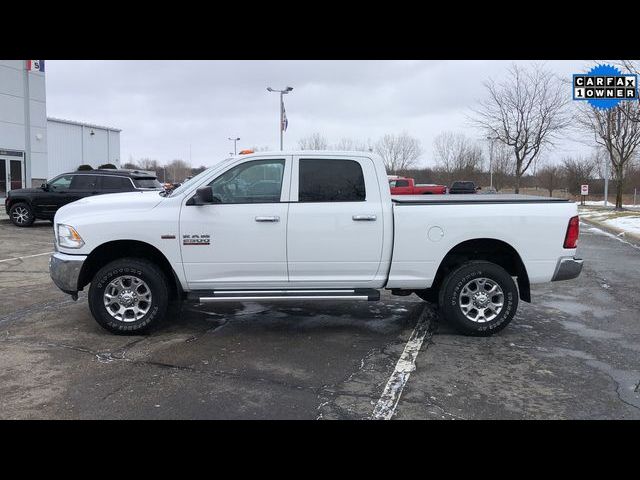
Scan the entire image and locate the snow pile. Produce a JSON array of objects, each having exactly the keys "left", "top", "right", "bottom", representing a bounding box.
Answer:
[
  {"left": 579, "top": 207, "right": 640, "bottom": 237},
  {"left": 583, "top": 200, "right": 639, "bottom": 209},
  {"left": 605, "top": 217, "right": 640, "bottom": 236}
]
